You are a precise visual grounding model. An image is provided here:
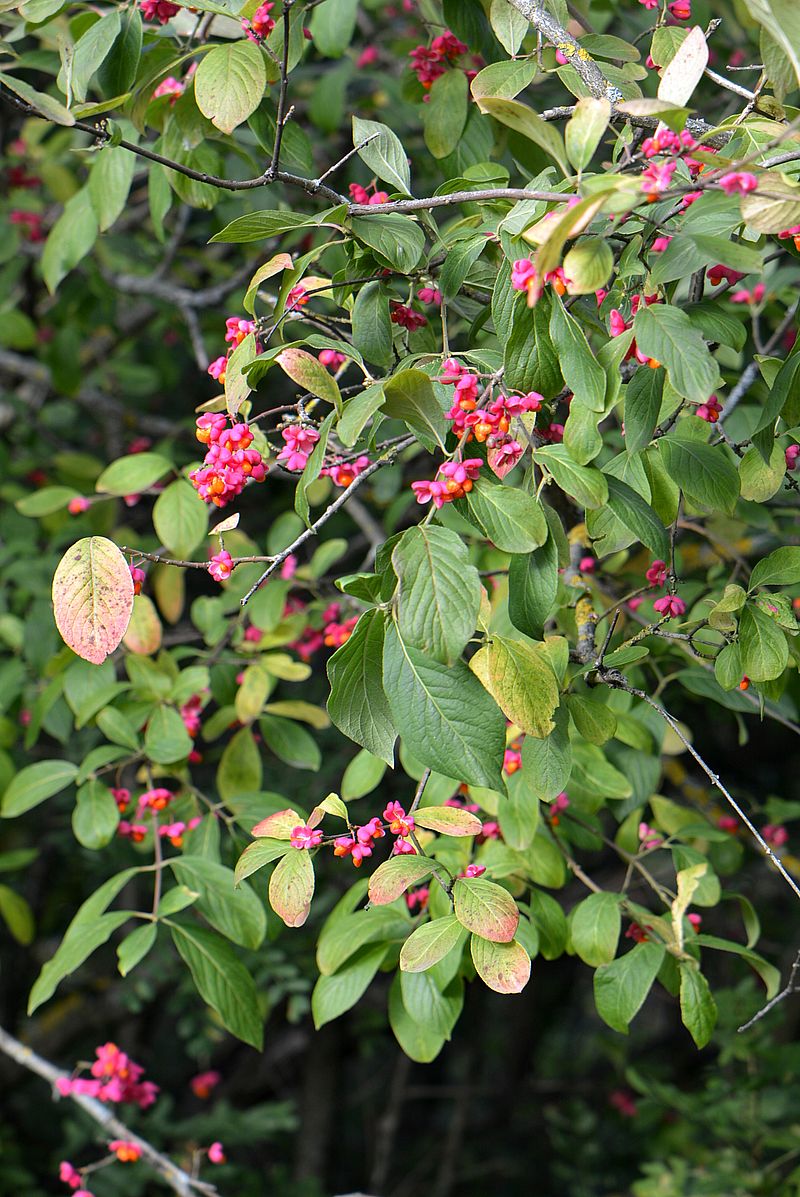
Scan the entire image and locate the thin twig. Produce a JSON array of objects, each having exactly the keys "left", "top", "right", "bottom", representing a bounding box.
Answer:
[
  {"left": 738, "top": 946, "right": 800, "bottom": 1032},
  {"left": 240, "top": 436, "right": 416, "bottom": 605}
]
